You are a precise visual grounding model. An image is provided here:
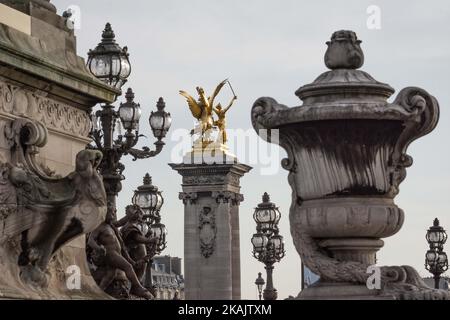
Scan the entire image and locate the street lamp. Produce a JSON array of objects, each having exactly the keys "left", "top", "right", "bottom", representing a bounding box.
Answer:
[
  {"left": 425, "top": 218, "right": 448, "bottom": 289},
  {"left": 255, "top": 272, "right": 265, "bottom": 301},
  {"left": 87, "top": 23, "right": 131, "bottom": 90},
  {"left": 88, "top": 23, "right": 172, "bottom": 220},
  {"left": 132, "top": 173, "right": 164, "bottom": 218},
  {"left": 251, "top": 193, "right": 285, "bottom": 300},
  {"left": 132, "top": 173, "right": 168, "bottom": 289},
  {"left": 253, "top": 192, "right": 281, "bottom": 233}
]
